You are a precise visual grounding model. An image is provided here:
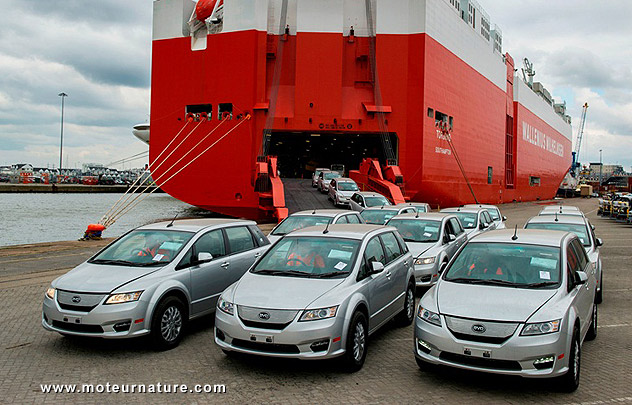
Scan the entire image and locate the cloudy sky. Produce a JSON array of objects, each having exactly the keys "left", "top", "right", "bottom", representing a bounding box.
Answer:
[{"left": 0, "top": 0, "right": 630, "bottom": 170}]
